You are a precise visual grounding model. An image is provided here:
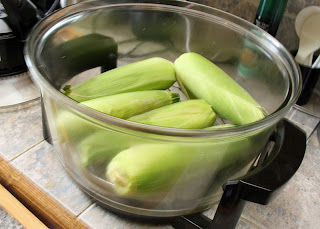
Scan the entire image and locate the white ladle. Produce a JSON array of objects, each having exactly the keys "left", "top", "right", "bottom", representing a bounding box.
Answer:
[
  {"left": 295, "top": 6, "right": 320, "bottom": 66},
  {"left": 295, "top": 7, "right": 320, "bottom": 66},
  {"left": 295, "top": 6, "right": 320, "bottom": 39},
  {"left": 312, "top": 55, "right": 320, "bottom": 69}
]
